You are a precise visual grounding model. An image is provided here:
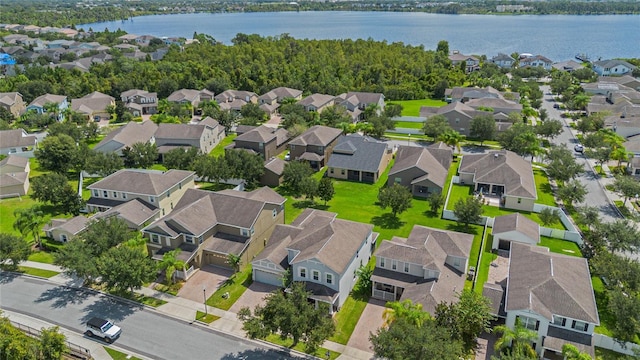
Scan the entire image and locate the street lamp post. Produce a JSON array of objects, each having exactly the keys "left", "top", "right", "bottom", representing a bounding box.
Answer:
[
  {"left": 203, "top": 286, "right": 207, "bottom": 316},
  {"left": 408, "top": 133, "right": 411, "bottom": 146}
]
